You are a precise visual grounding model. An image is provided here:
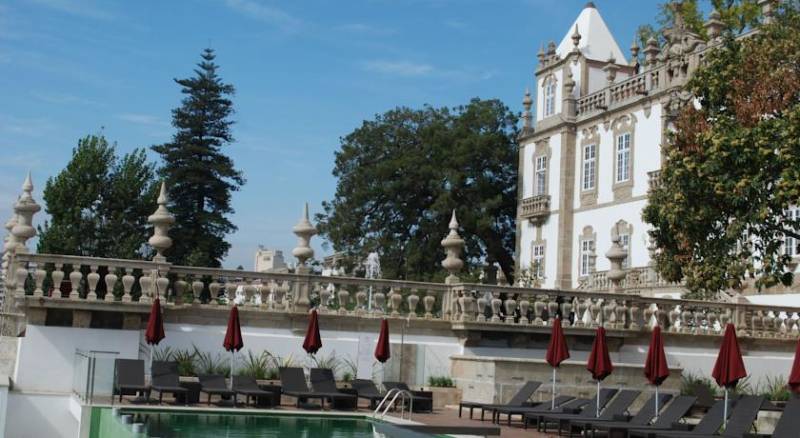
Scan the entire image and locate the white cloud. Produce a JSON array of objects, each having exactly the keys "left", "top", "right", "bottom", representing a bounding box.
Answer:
[
  {"left": 28, "top": 0, "right": 115, "bottom": 20},
  {"left": 223, "top": 0, "right": 303, "bottom": 32},
  {"left": 31, "top": 91, "right": 102, "bottom": 107},
  {"left": 362, "top": 60, "right": 436, "bottom": 77},
  {"left": 0, "top": 115, "right": 58, "bottom": 137},
  {"left": 116, "top": 113, "right": 169, "bottom": 127},
  {"left": 335, "top": 23, "right": 397, "bottom": 37}
]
